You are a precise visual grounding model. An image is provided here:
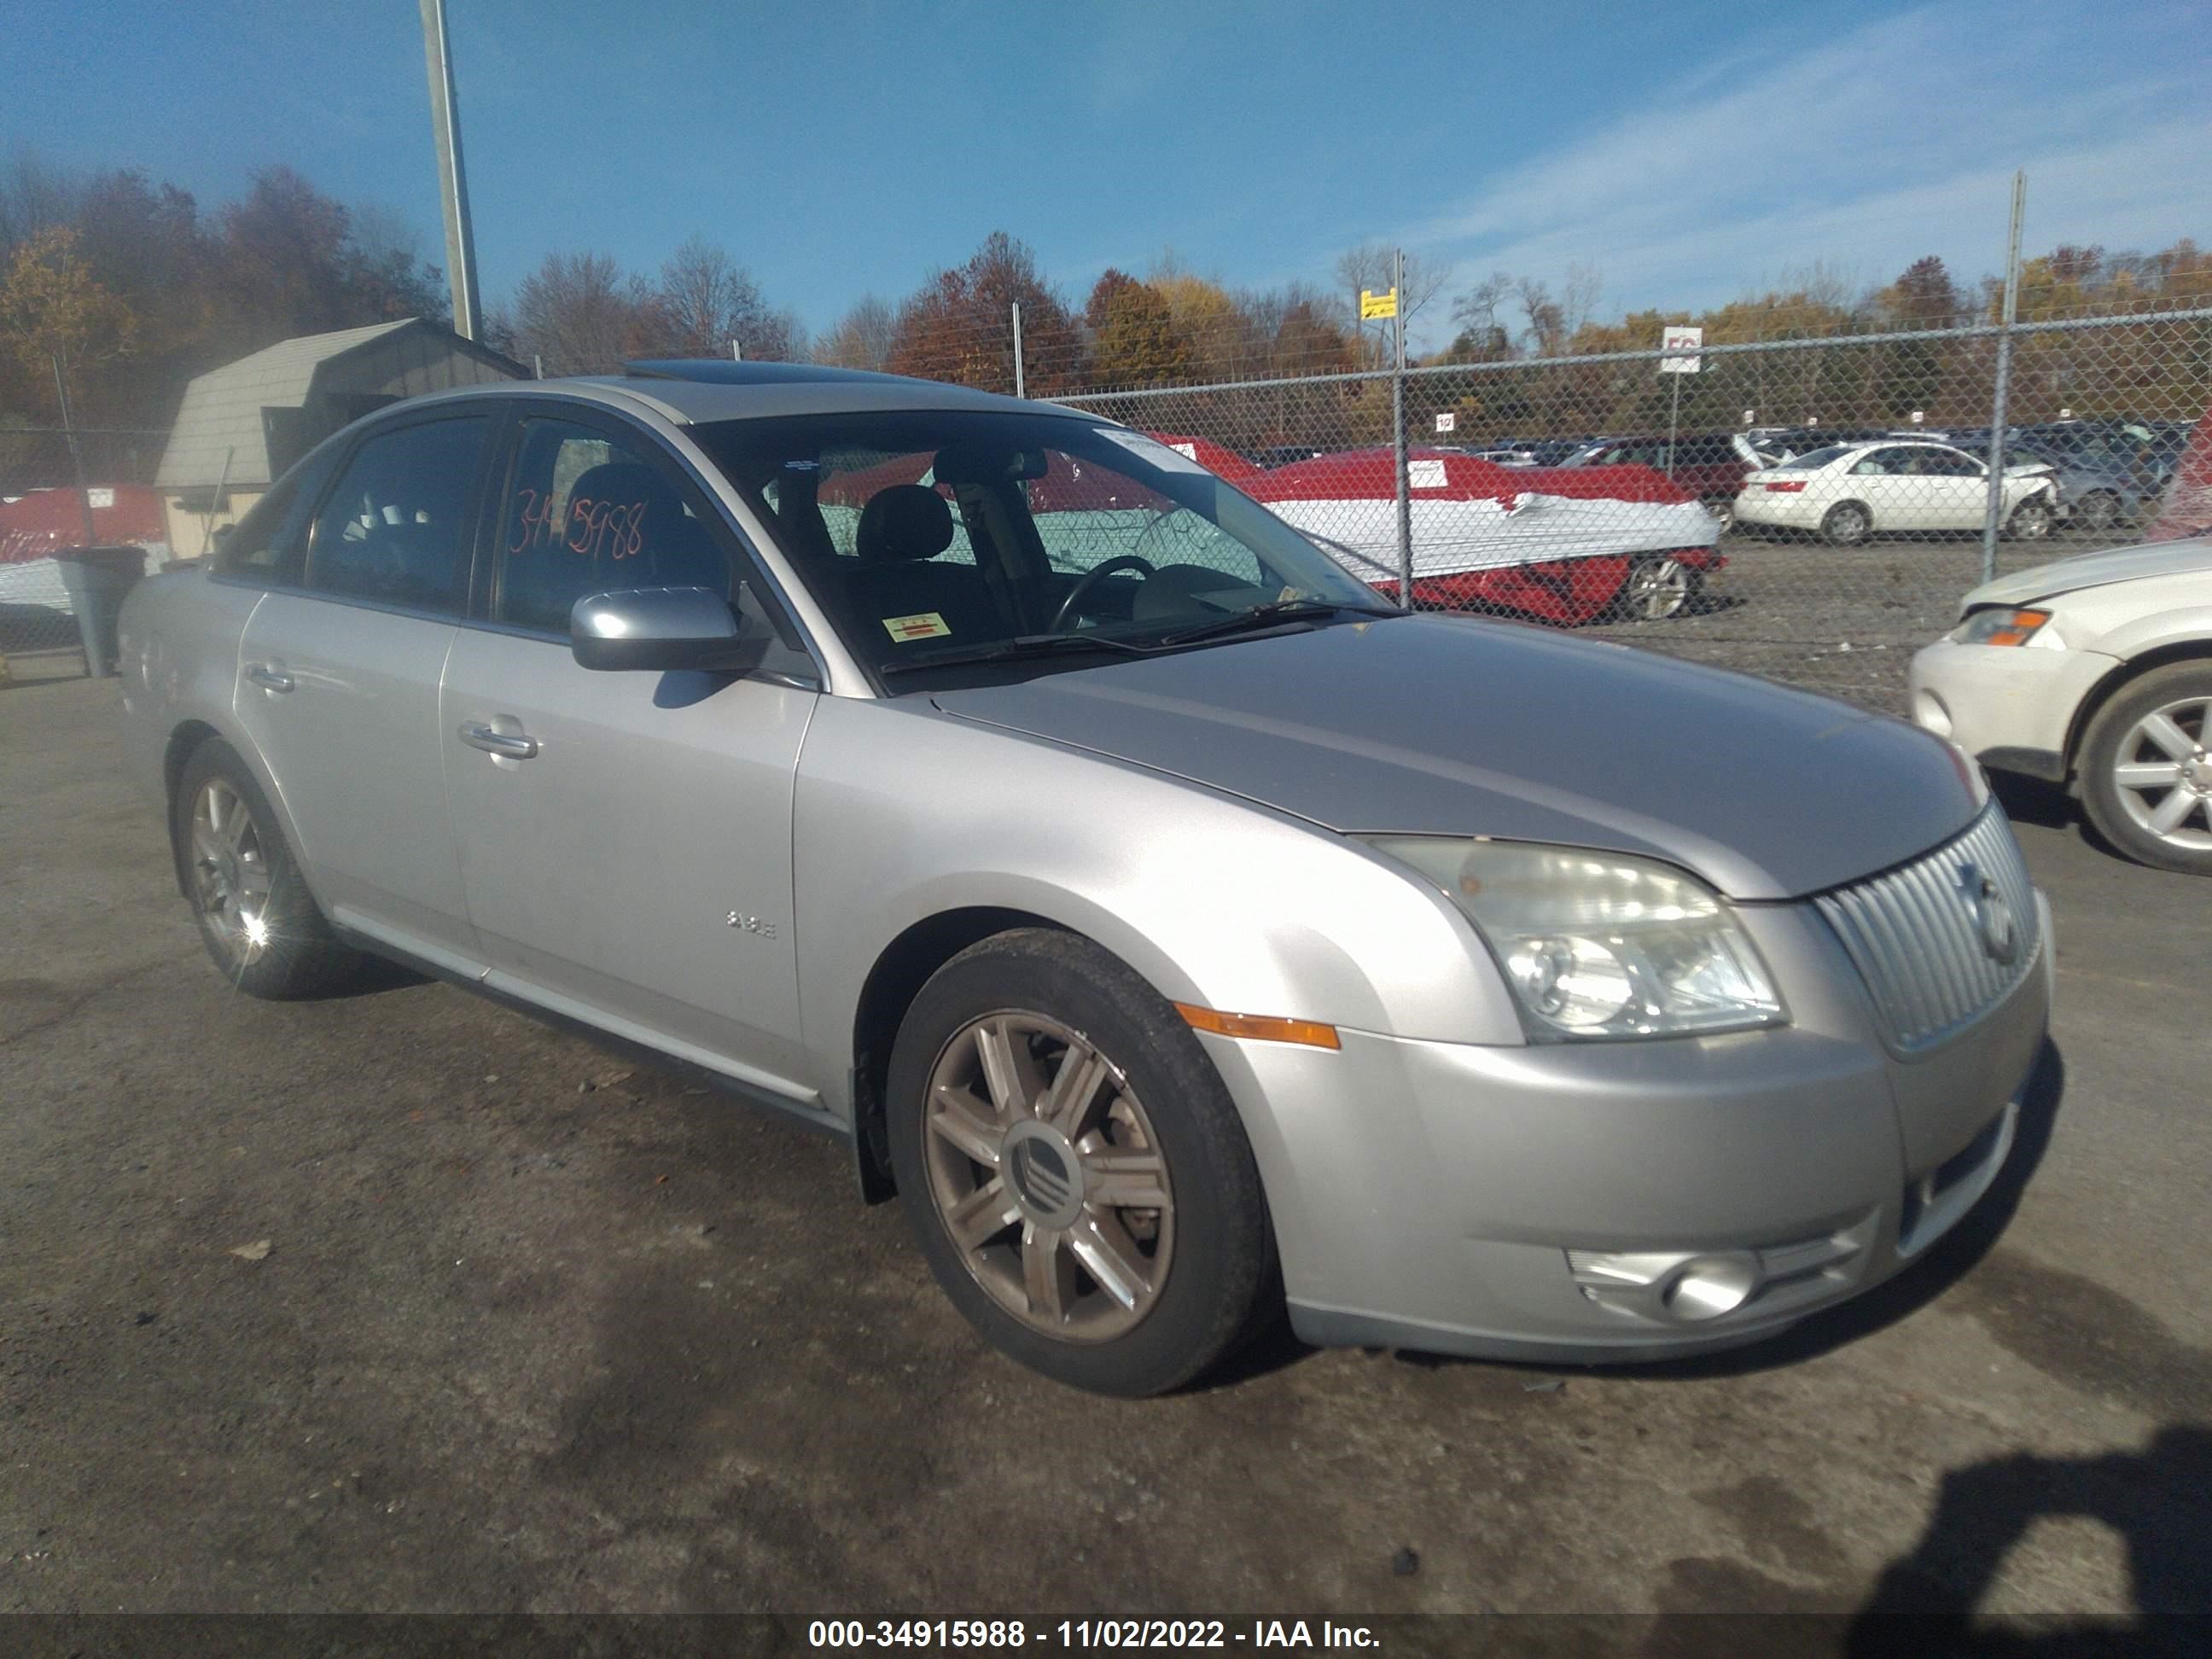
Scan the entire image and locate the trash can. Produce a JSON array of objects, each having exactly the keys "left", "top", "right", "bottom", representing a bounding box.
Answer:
[{"left": 52, "top": 544, "right": 147, "bottom": 678}]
